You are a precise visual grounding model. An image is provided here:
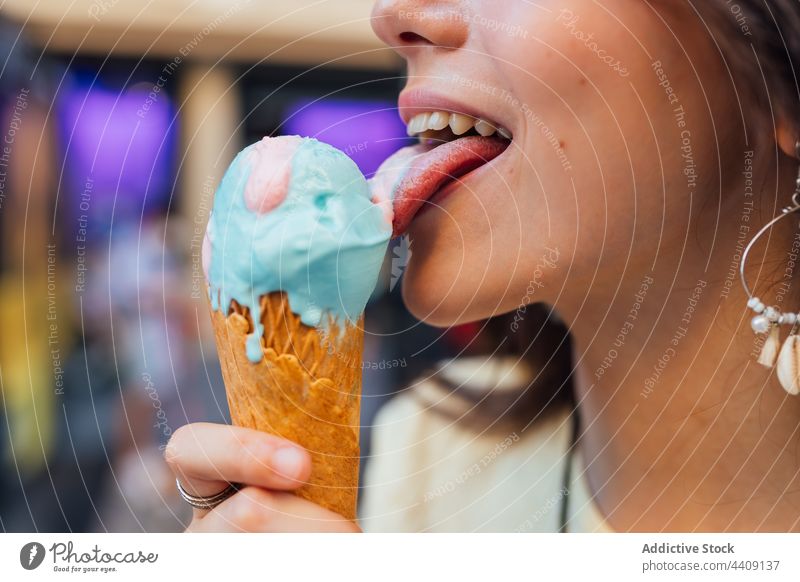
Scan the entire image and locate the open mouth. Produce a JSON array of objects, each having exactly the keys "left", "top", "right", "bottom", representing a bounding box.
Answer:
[{"left": 373, "top": 110, "right": 513, "bottom": 237}]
